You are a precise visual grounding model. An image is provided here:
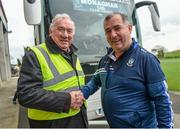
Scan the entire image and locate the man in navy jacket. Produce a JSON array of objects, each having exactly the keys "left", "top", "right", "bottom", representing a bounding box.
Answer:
[{"left": 81, "top": 12, "right": 173, "bottom": 128}]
